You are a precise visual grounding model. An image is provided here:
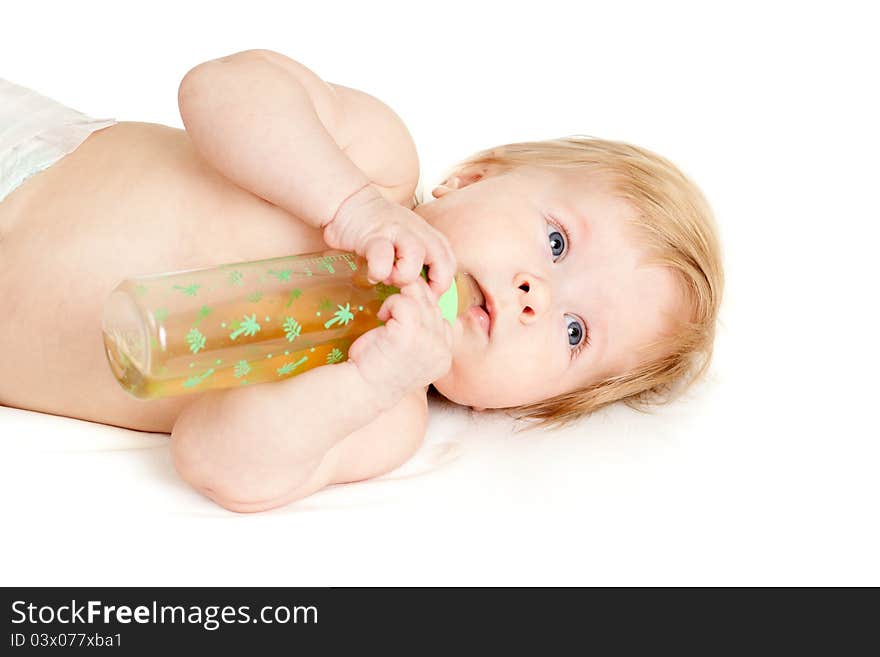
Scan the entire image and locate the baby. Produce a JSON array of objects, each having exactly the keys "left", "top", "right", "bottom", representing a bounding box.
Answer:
[{"left": 0, "top": 50, "right": 724, "bottom": 512}]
